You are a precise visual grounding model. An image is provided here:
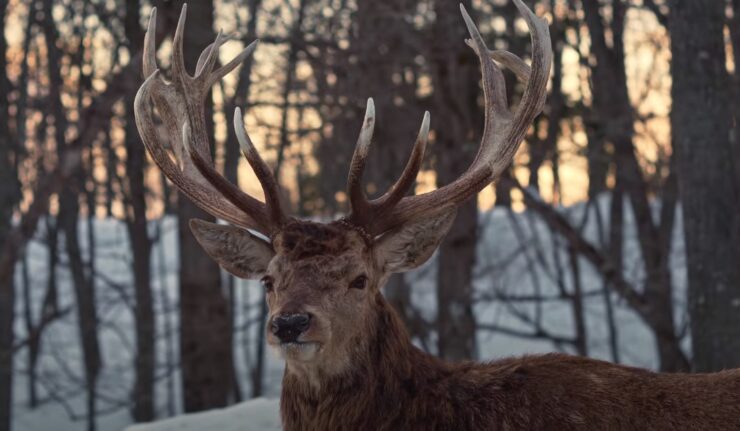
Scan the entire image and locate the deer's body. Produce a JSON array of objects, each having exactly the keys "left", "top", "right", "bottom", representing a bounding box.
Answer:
[
  {"left": 269, "top": 224, "right": 740, "bottom": 430},
  {"left": 135, "top": 2, "right": 740, "bottom": 429},
  {"left": 282, "top": 295, "right": 740, "bottom": 430}
]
